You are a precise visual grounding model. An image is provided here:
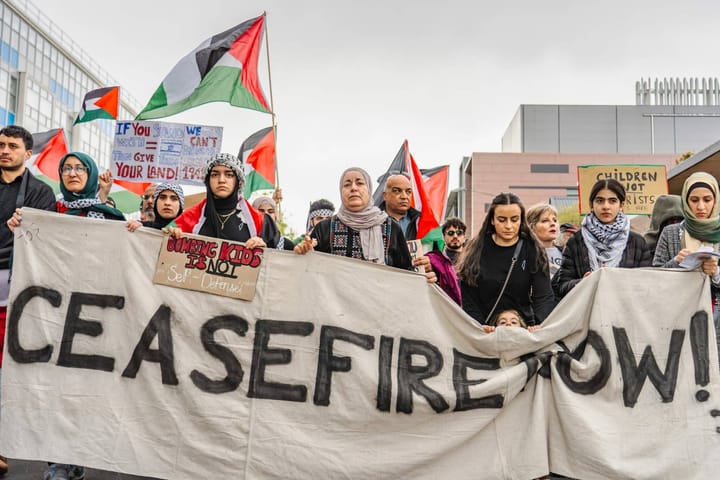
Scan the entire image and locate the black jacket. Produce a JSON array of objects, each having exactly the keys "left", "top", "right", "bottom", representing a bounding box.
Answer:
[
  {"left": 0, "top": 170, "right": 57, "bottom": 269},
  {"left": 553, "top": 230, "right": 651, "bottom": 299},
  {"left": 378, "top": 200, "right": 420, "bottom": 241}
]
